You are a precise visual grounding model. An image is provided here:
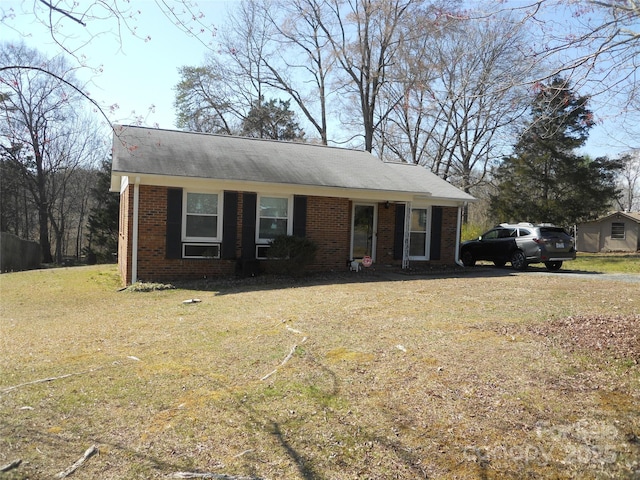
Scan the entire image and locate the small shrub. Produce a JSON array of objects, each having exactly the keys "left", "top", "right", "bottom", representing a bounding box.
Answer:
[
  {"left": 266, "top": 235, "right": 318, "bottom": 276},
  {"left": 124, "top": 282, "right": 175, "bottom": 292}
]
